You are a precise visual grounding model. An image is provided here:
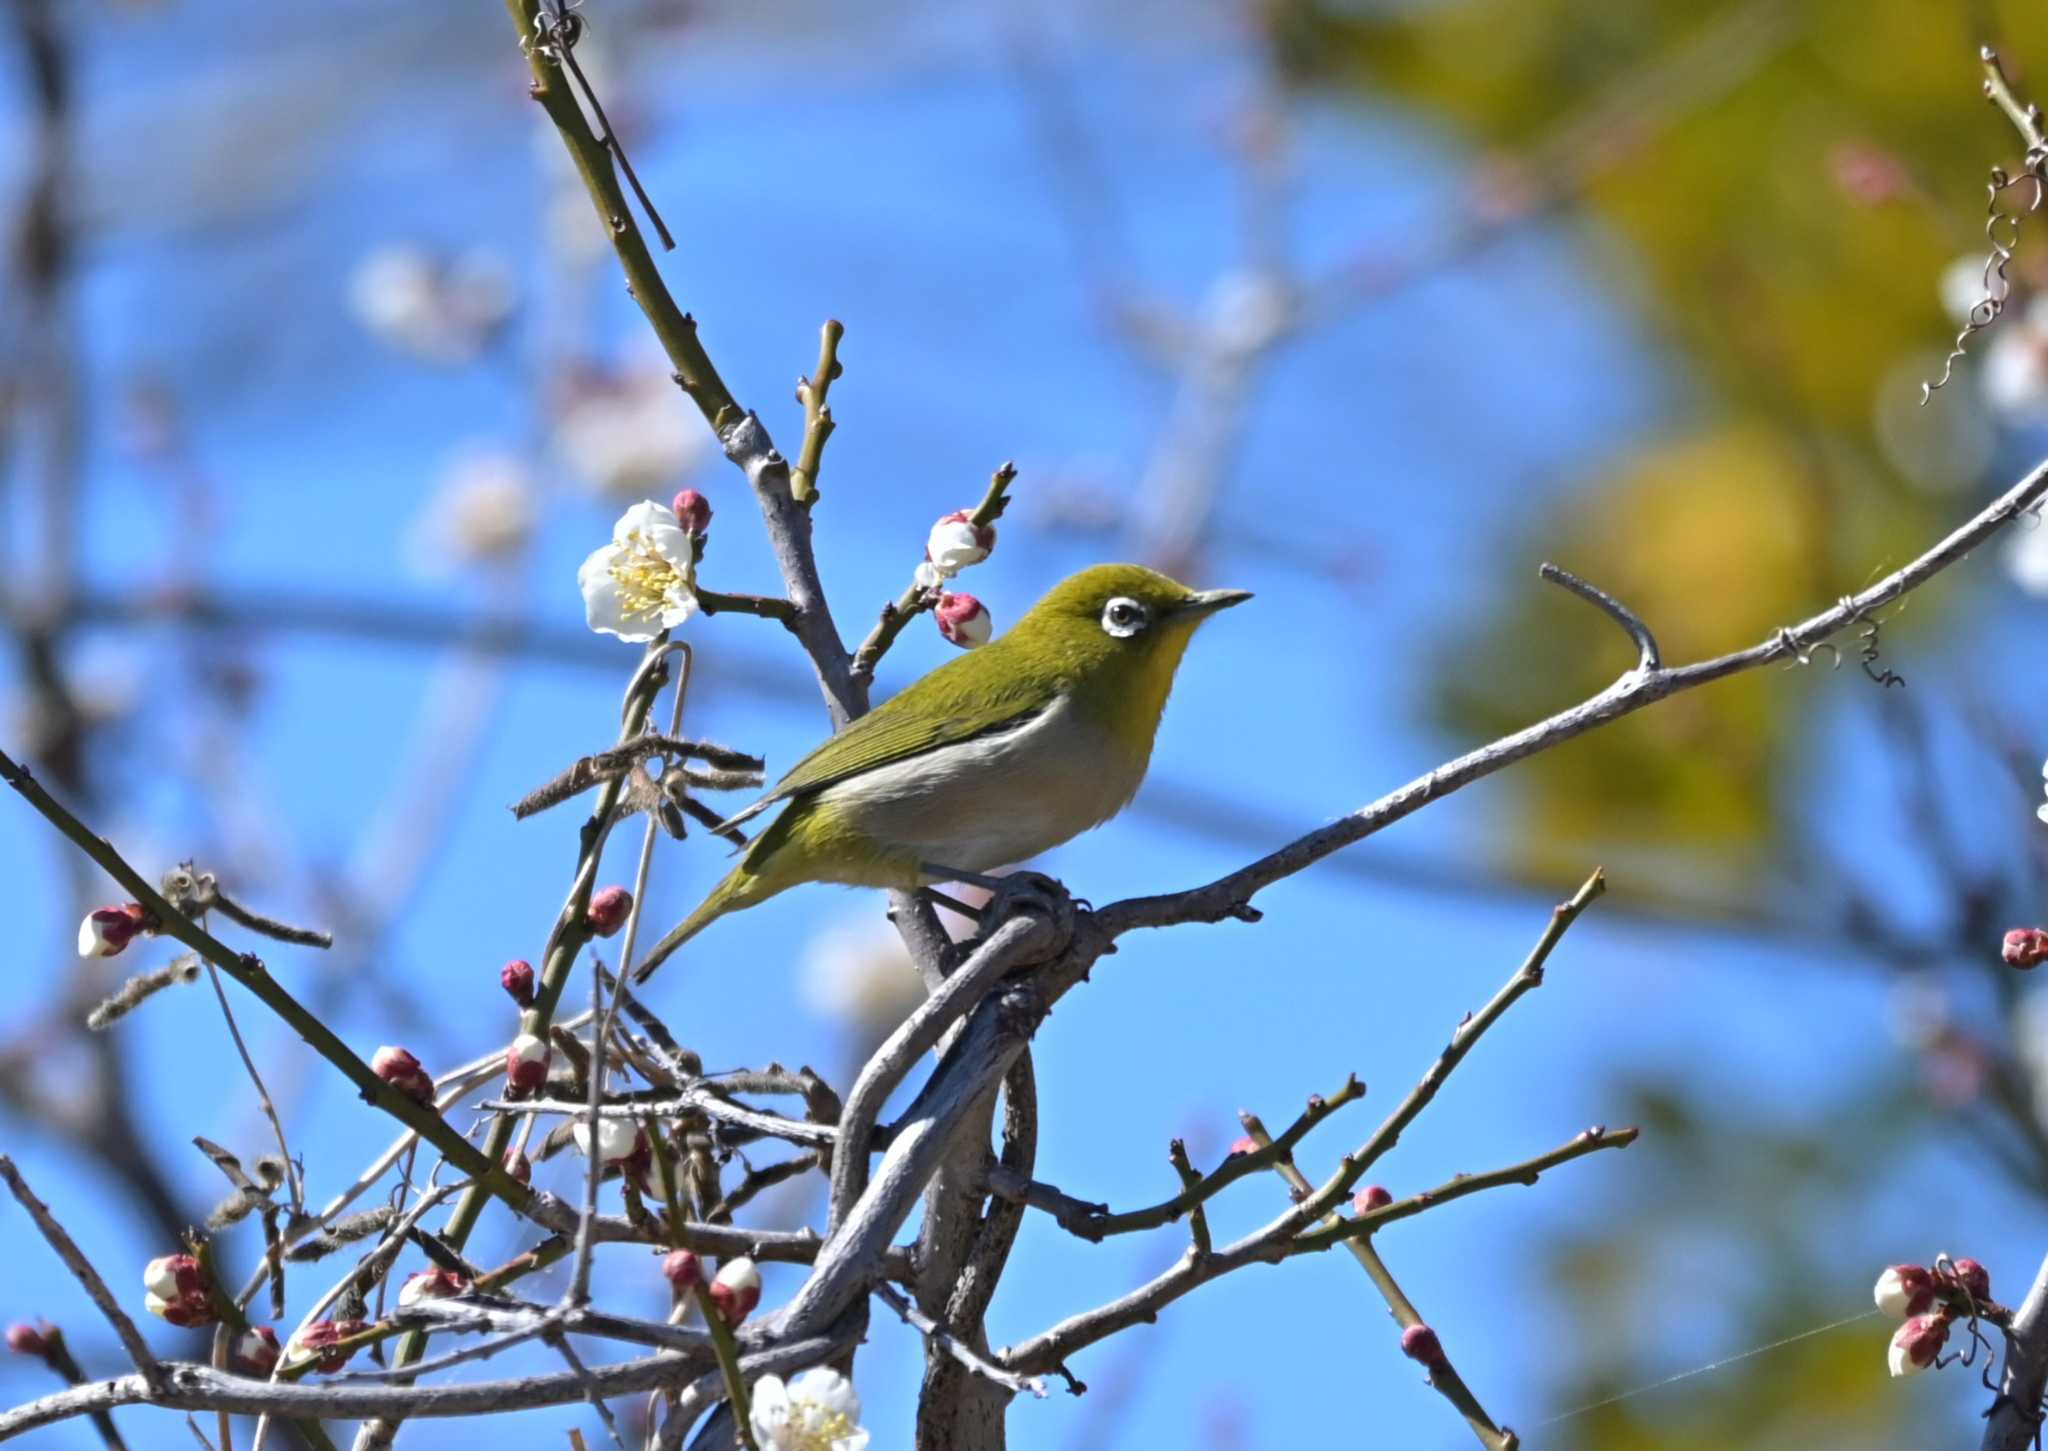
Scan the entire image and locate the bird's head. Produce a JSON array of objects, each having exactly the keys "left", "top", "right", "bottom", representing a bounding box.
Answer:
[{"left": 1004, "top": 564, "right": 1251, "bottom": 718}]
